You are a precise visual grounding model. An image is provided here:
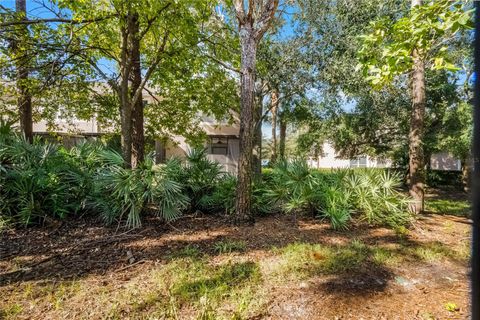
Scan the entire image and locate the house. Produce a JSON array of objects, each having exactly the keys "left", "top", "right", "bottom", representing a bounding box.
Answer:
[
  {"left": 153, "top": 116, "right": 240, "bottom": 174},
  {"left": 306, "top": 142, "right": 392, "bottom": 169},
  {"left": 305, "top": 142, "right": 461, "bottom": 171},
  {"left": 430, "top": 152, "right": 461, "bottom": 171},
  {"left": 31, "top": 110, "right": 460, "bottom": 173},
  {"left": 32, "top": 112, "right": 240, "bottom": 173}
]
